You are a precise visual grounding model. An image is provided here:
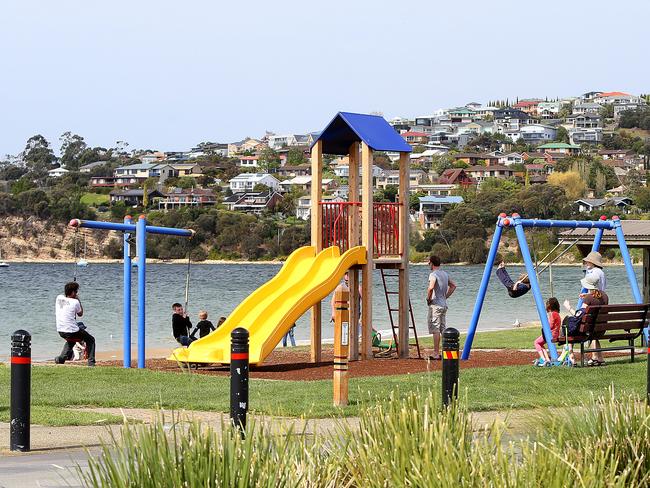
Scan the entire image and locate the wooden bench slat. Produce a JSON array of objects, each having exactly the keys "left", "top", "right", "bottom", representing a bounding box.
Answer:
[
  {"left": 591, "top": 312, "right": 648, "bottom": 323},
  {"left": 586, "top": 304, "right": 650, "bottom": 313},
  {"left": 593, "top": 321, "right": 647, "bottom": 332}
]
